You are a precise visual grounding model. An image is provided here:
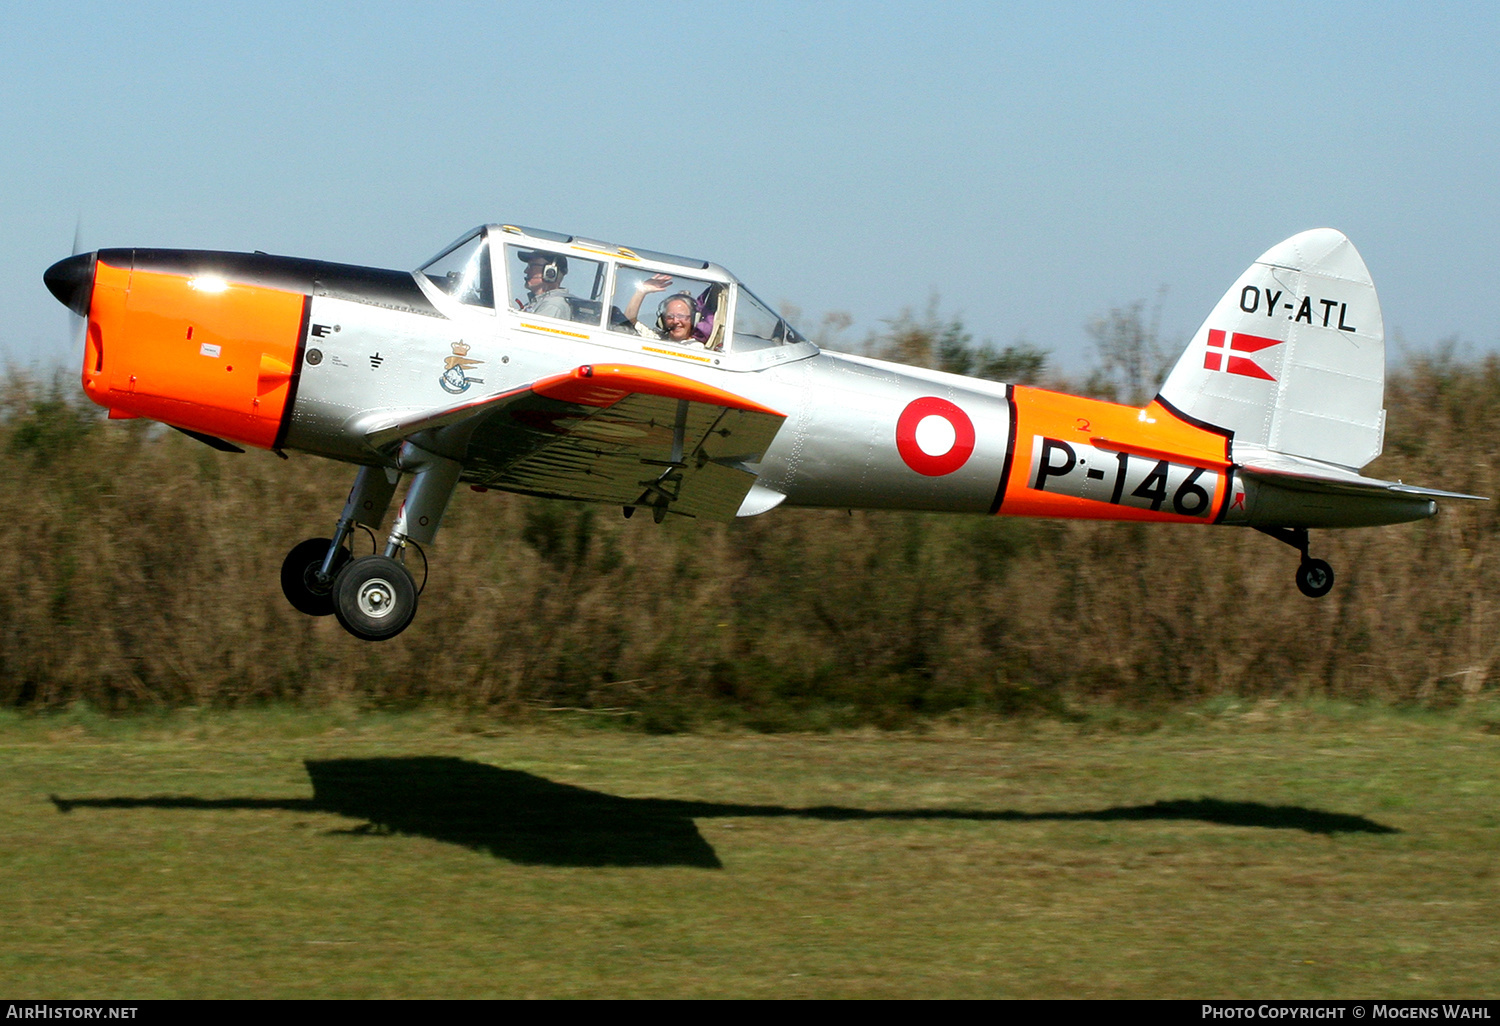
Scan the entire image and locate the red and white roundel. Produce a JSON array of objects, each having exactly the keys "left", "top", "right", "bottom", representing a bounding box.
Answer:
[{"left": 895, "top": 396, "right": 976, "bottom": 476}]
